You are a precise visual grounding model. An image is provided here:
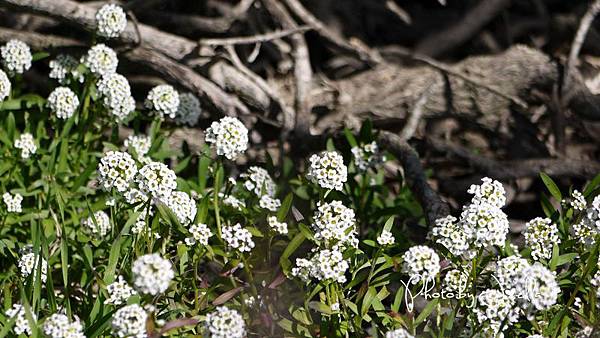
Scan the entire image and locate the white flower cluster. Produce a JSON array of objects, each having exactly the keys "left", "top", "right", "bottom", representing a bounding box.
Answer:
[
  {"left": 124, "top": 134, "right": 151, "bottom": 160},
  {"left": 163, "top": 191, "right": 197, "bottom": 226},
  {"left": 83, "top": 44, "right": 118, "bottom": 76},
  {"left": 515, "top": 263, "right": 560, "bottom": 311},
  {"left": 49, "top": 54, "right": 83, "bottom": 84},
  {"left": 311, "top": 200, "right": 357, "bottom": 249},
  {"left": 241, "top": 166, "right": 276, "bottom": 197},
  {"left": 204, "top": 306, "right": 246, "bottom": 338},
  {"left": 592, "top": 270, "right": 600, "bottom": 287},
  {"left": 292, "top": 249, "right": 350, "bottom": 283},
  {"left": 377, "top": 229, "right": 395, "bottom": 246},
  {"left": 401, "top": 245, "right": 440, "bottom": 284},
  {"left": 105, "top": 275, "right": 136, "bottom": 305},
  {"left": 493, "top": 256, "right": 530, "bottom": 294},
  {"left": 572, "top": 195, "right": 600, "bottom": 246},
  {"left": 467, "top": 177, "right": 506, "bottom": 207},
  {"left": 221, "top": 194, "right": 245, "bottom": 210},
  {"left": 474, "top": 289, "right": 519, "bottom": 337},
  {"left": 97, "top": 151, "right": 138, "bottom": 193},
  {"left": 111, "top": 304, "right": 147, "bottom": 338},
  {"left": 443, "top": 269, "right": 468, "bottom": 293},
  {"left": 351, "top": 141, "right": 384, "bottom": 171},
  {"left": 18, "top": 249, "right": 47, "bottom": 282},
  {"left": 6, "top": 303, "right": 36, "bottom": 336},
  {"left": 306, "top": 151, "right": 347, "bottom": 191},
  {"left": 566, "top": 190, "right": 587, "bottom": 211},
  {"left": 3, "top": 192, "right": 23, "bottom": 213},
  {"left": 430, "top": 177, "right": 509, "bottom": 257},
  {"left": 132, "top": 253, "right": 174, "bottom": 295},
  {"left": 0, "top": 69, "right": 11, "bottom": 101},
  {"left": 47, "top": 87, "right": 80, "bottom": 119},
  {"left": 42, "top": 313, "right": 85, "bottom": 338},
  {"left": 1, "top": 39, "right": 32, "bottom": 75},
  {"left": 82, "top": 210, "right": 111, "bottom": 239},
  {"left": 259, "top": 195, "right": 281, "bottom": 212},
  {"left": 15, "top": 133, "right": 37, "bottom": 159},
  {"left": 222, "top": 223, "right": 255, "bottom": 252},
  {"left": 175, "top": 92, "right": 202, "bottom": 126},
  {"left": 96, "top": 4, "right": 127, "bottom": 39},
  {"left": 97, "top": 73, "right": 136, "bottom": 121},
  {"left": 136, "top": 161, "right": 177, "bottom": 199},
  {"left": 385, "top": 328, "right": 414, "bottom": 338},
  {"left": 145, "top": 84, "right": 179, "bottom": 118},
  {"left": 205, "top": 117, "right": 249, "bottom": 160},
  {"left": 523, "top": 217, "right": 560, "bottom": 261},
  {"left": 185, "top": 223, "right": 213, "bottom": 246},
  {"left": 267, "top": 216, "right": 288, "bottom": 235}
]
